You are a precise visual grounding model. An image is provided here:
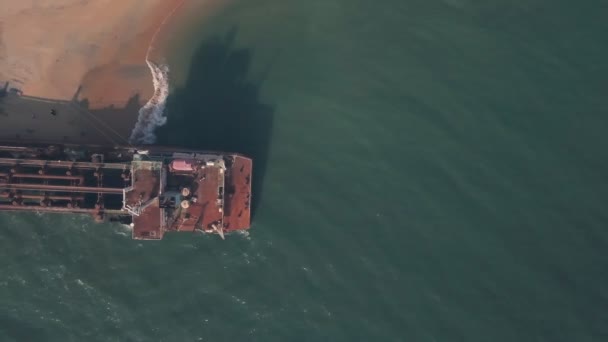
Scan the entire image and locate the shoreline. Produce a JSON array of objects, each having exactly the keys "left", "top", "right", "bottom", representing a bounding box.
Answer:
[
  {"left": 0, "top": 0, "right": 226, "bottom": 145},
  {"left": 0, "top": 0, "right": 189, "bottom": 108}
]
